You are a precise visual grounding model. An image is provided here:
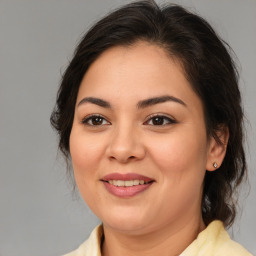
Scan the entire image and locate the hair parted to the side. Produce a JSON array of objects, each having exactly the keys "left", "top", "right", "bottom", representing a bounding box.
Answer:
[{"left": 51, "top": 0, "right": 247, "bottom": 227}]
